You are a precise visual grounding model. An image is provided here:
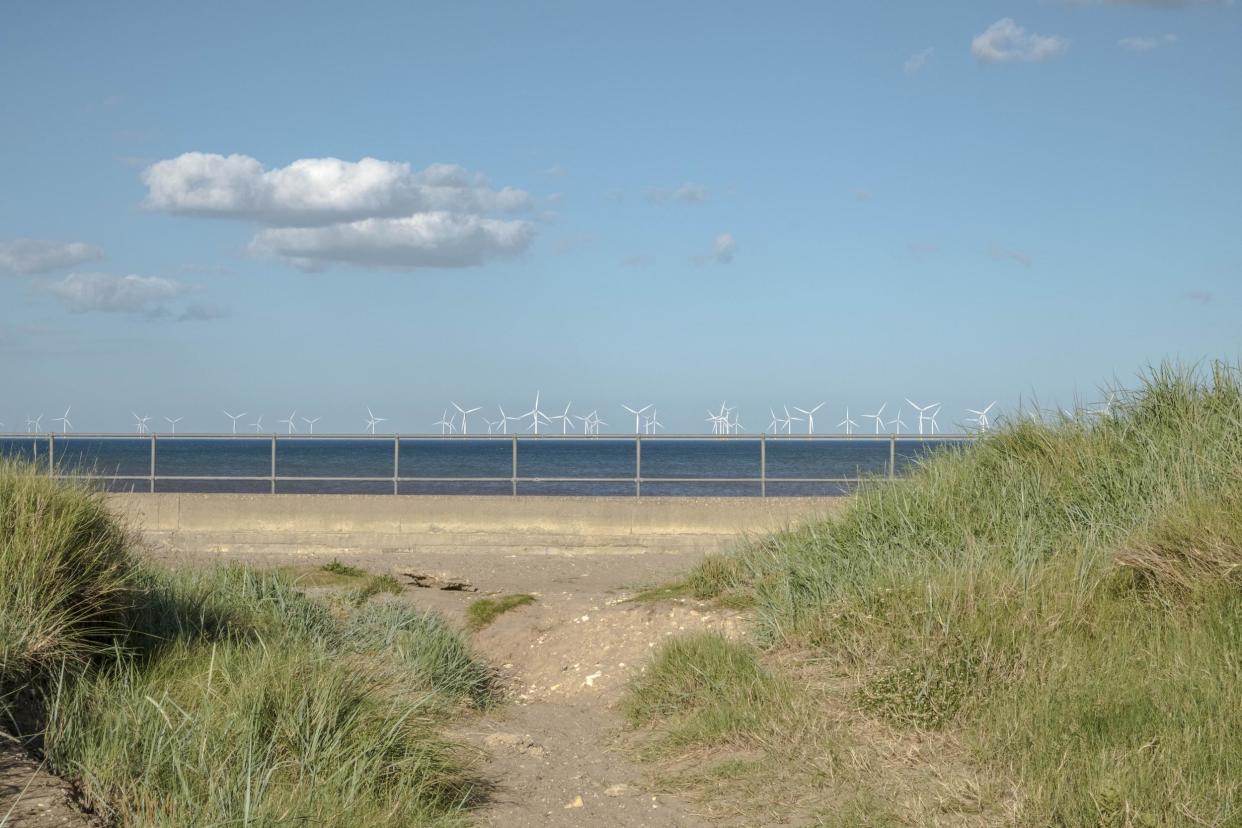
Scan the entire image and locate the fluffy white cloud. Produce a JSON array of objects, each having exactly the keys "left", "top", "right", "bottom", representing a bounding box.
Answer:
[
  {"left": 972, "top": 19, "right": 1068, "bottom": 63},
  {"left": 143, "top": 153, "right": 532, "bottom": 226},
  {"left": 1118, "top": 33, "right": 1178, "bottom": 51},
  {"left": 0, "top": 239, "right": 105, "bottom": 274},
  {"left": 904, "top": 47, "right": 935, "bottom": 74},
  {"left": 249, "top": 213, "right": 534, "bottom": 271},
  {"left": 141, "top": 152, "right": 536, "bottom": 271},
  {"left": 47, "top": 272, "right": 188, "bottom": 315},
  {"left": 712, "top": 233, "right": 737, "bottom": 264}
]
